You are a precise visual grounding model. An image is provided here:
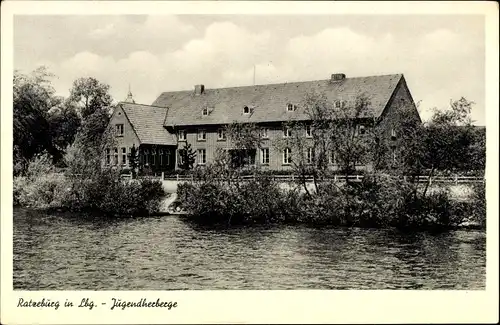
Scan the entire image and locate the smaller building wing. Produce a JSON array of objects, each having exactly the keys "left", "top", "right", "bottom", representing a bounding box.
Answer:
[{"left": 120, "top": 102, "right": 176, "bottom": 146}]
